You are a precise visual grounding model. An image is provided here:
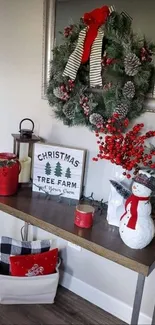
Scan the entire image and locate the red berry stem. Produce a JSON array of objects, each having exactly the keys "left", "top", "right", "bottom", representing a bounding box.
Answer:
[{"left": 93, "top": 123, "right": 155, "bottom": 177}]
